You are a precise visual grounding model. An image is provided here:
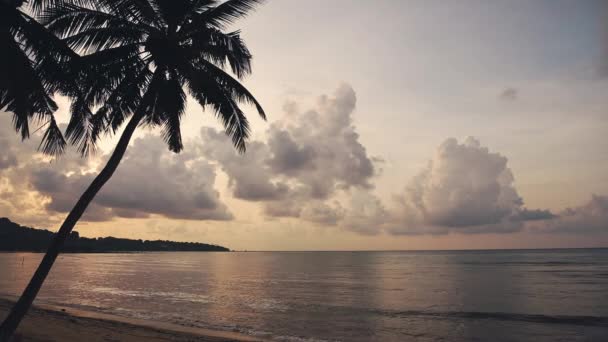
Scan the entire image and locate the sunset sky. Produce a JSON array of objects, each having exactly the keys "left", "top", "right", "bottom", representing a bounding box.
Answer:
[{"left": 1, "top": 0, "right": 608, "bottom": 250}]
